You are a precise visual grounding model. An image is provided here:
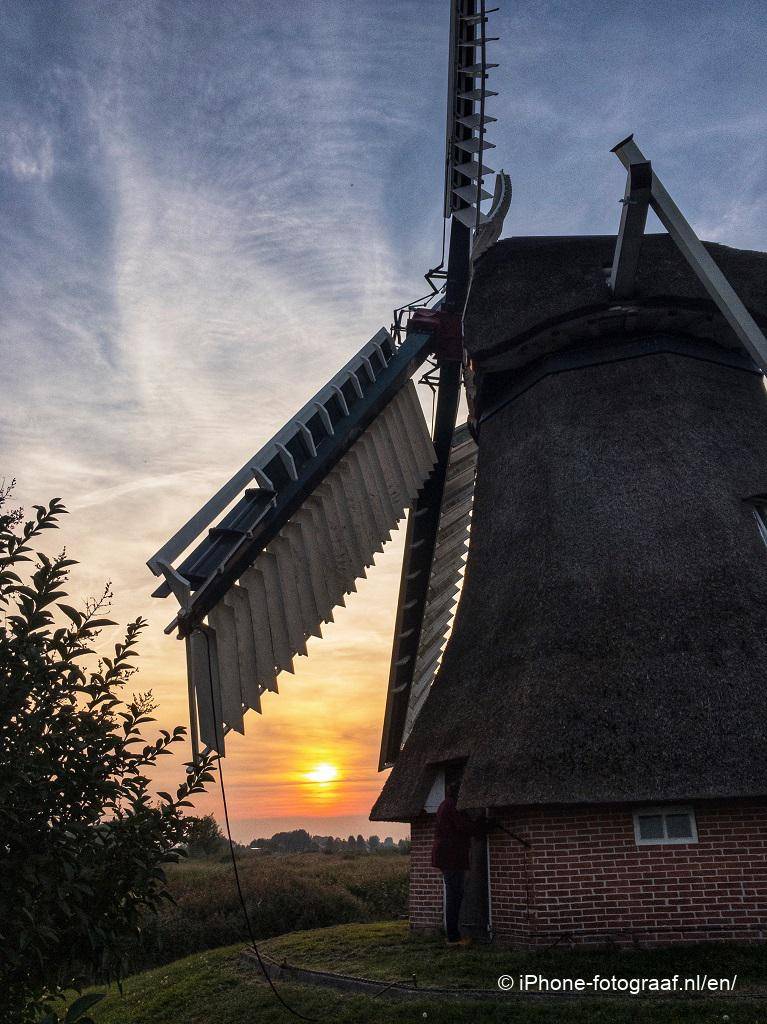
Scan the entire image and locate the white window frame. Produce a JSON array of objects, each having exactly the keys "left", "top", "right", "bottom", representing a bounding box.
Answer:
[
  {"left": 633, "top": 805, "right": 698, "bottom": 846},
  {"left": 424, "top": 769, "right": 445, "bottom": 813}
]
